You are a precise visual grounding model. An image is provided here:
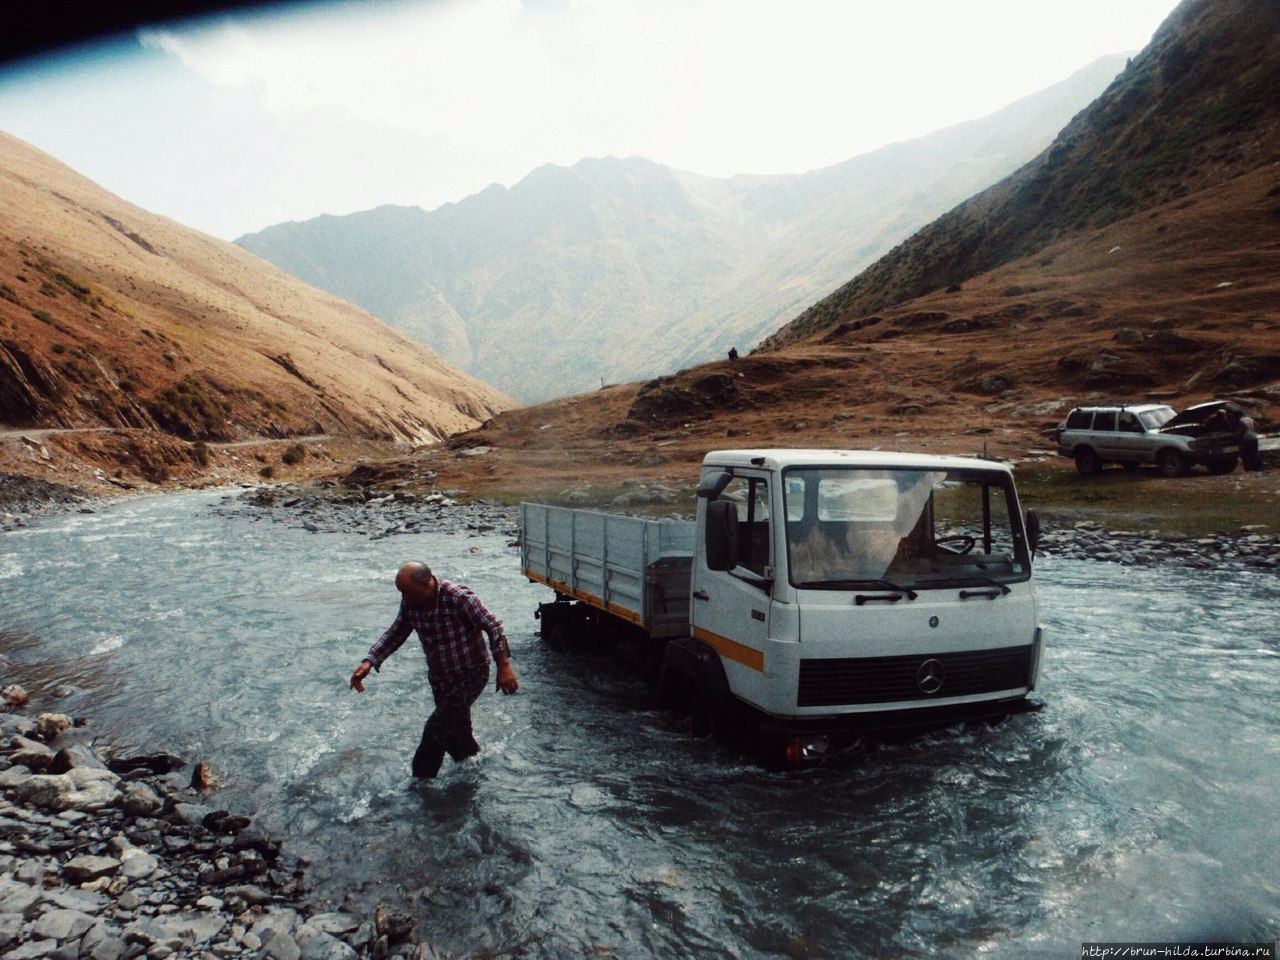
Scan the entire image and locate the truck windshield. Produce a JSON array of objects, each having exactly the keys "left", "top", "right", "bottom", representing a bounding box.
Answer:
[
  {"left": 1138, "top": 407, "right": 1176, "bottom": 429},
  {"left": 782, "top": 467, "right": 1030, "bottom": 590}
]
